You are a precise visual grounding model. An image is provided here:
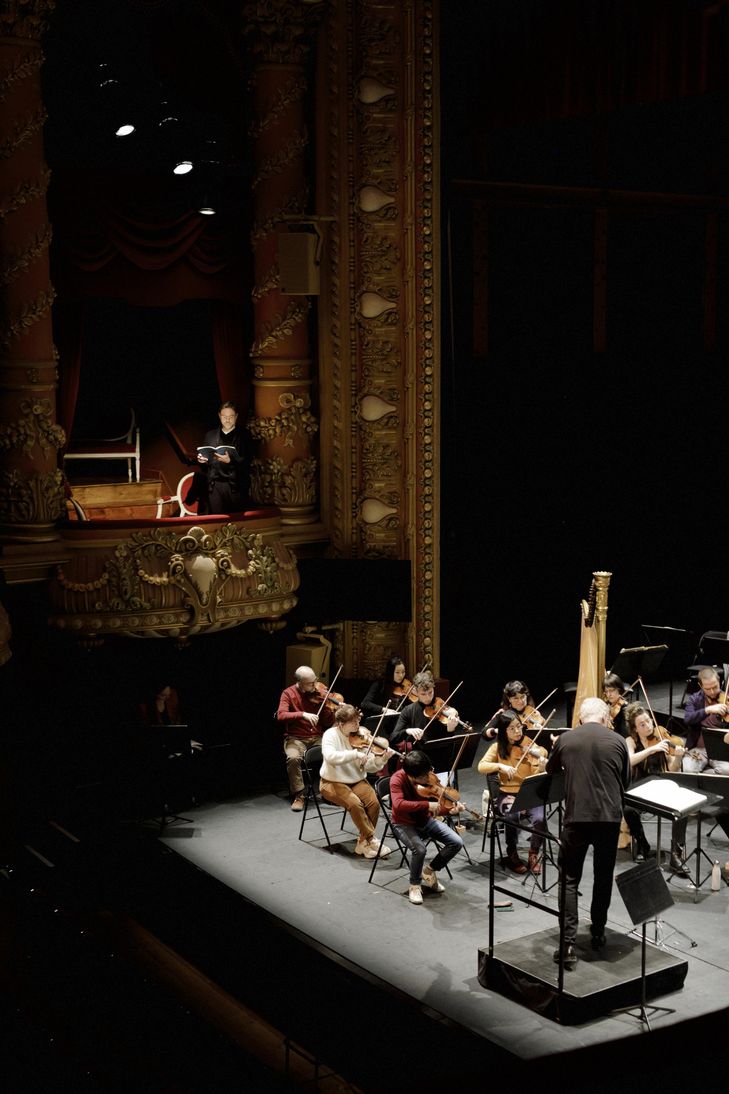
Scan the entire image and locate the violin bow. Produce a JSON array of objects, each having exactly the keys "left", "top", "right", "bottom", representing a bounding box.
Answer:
[
  {"left": 636, "top": 675, "right": 663, "bottom": 737},
  {"left": 314, "top": 664, "right": 343, "bottom": 718},
  {"left": 515, "top": 687, "right": 558, "bottom": 732},
  {"left": 359, "top": 701, "right": 392, "bottom": 765},
  {"left": 513, "top": 708, "right": 556, "bottom": 775},
  {"left": 422, "top": 680, "right": 463, "bottom": 733},
  {"left": 393, "top": 661, "right": 429, "bottom": 712}
]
